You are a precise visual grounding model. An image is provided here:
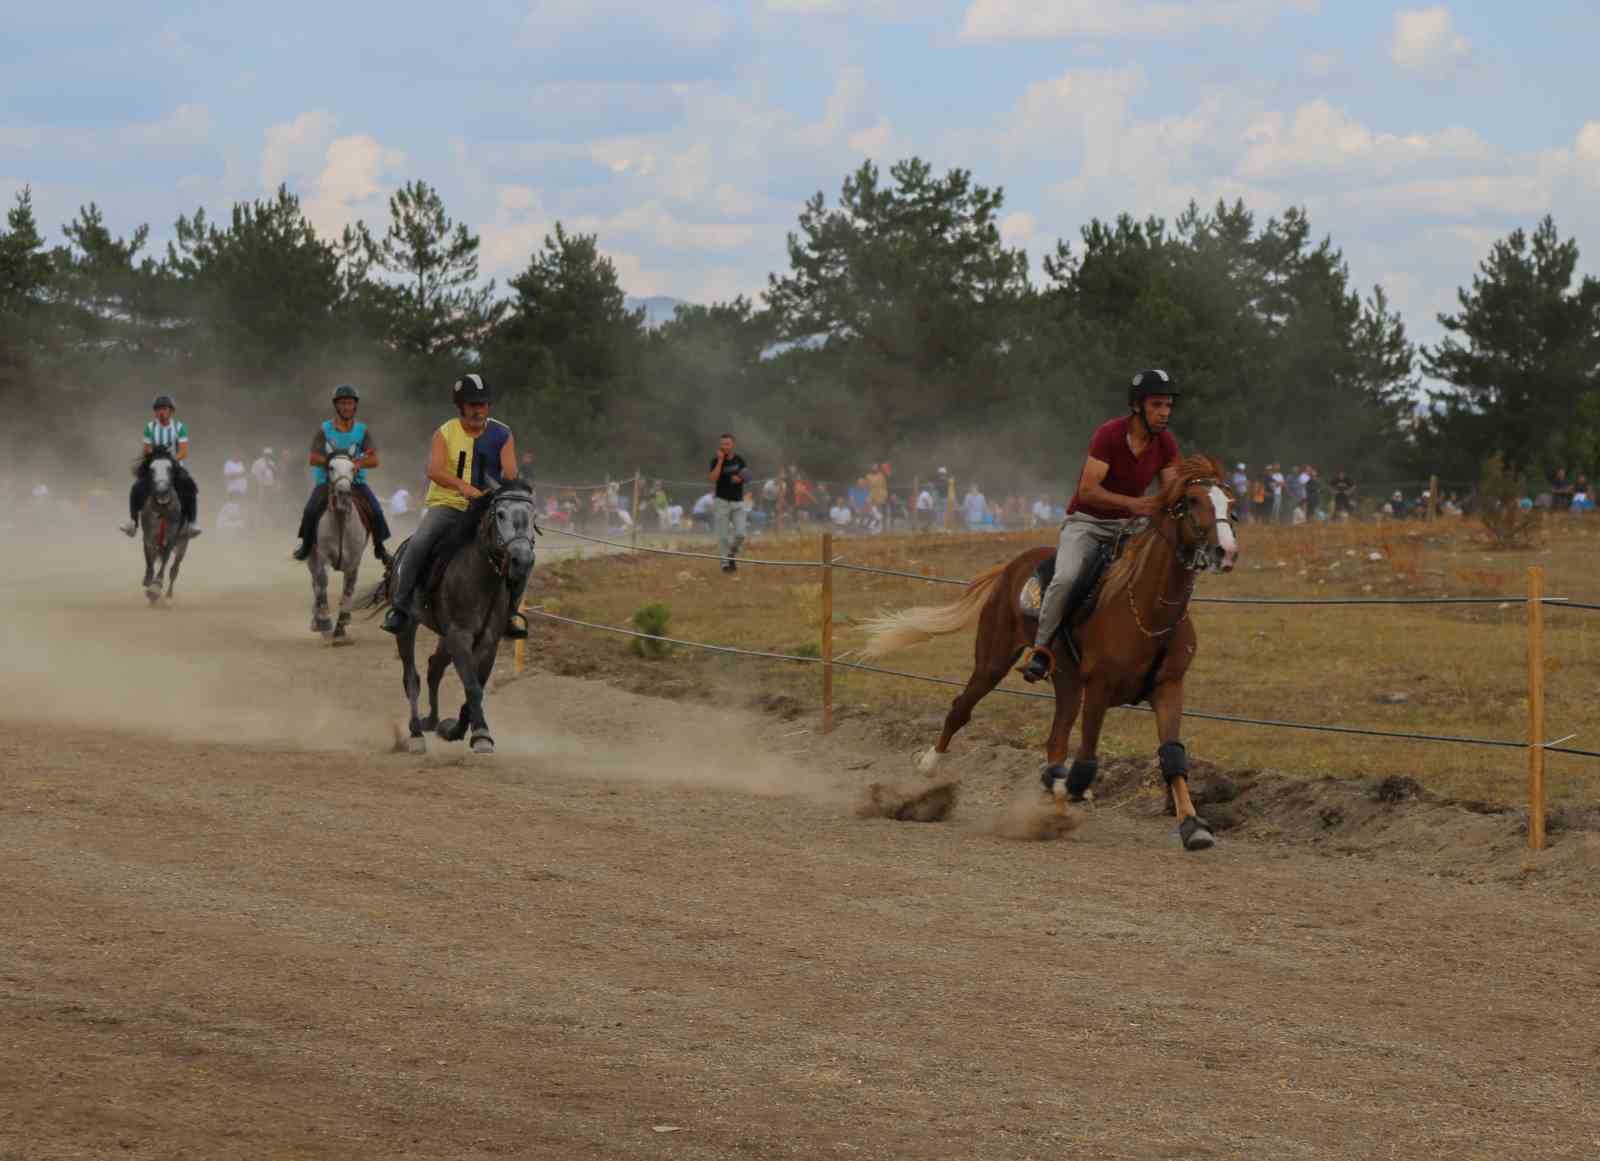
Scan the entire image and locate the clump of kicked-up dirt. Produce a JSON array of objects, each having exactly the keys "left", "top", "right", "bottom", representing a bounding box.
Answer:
[{"left": 855, "top": 777, "right": 960, "bottom": 822}]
